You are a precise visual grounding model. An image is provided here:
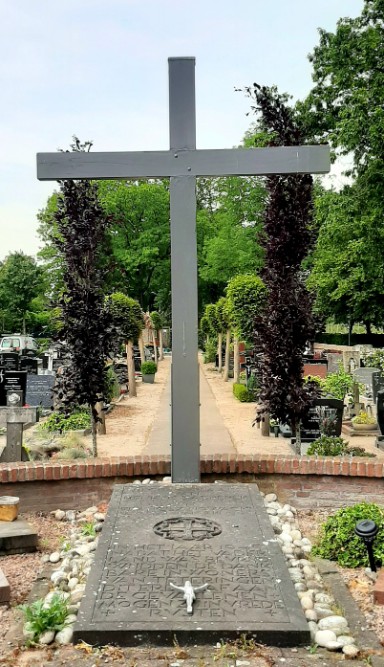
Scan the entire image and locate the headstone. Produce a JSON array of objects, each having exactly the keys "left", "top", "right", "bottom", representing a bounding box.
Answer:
[
  {"left": 326, "top": 353, "right": 343, "bottom": 374},
  {"left": 342, "top": 350, "right": 360, "bottom": 373},
  {"left": 377, "top": 389, "right": 384, "bottom": 436},
  {"left": 0, "top": 352, "right": 19, "bottom": 371},
  {"left": 0, "top": 371, "right": 27, "bottom": 406},
  {"left": 20, "top": 357, "right": 38, "bottom": 375},
  {"left": 0, "top": 394, "right": 38, "bottom": 462},
  {"left": 353, "top": 367, "right": 381, "bottom": 398},
  {"left": 372, "top": 372, "right": 384, "bottom": 404},
  {"left": 298, "top": 398, "right": 344, "bottom": 443},
  {"left": 74, "top": 484, "right": 309, "bottom": 646},
  {"left": 25, "top": 374, "right": 55, "bottom": 409}
]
